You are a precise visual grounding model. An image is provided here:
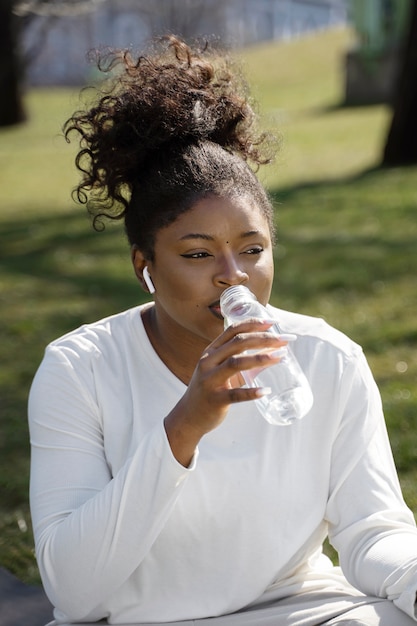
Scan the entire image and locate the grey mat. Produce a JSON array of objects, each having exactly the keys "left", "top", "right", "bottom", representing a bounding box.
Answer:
[{"left": 0, "top": 568, "right": 53, "bottom": 626}]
